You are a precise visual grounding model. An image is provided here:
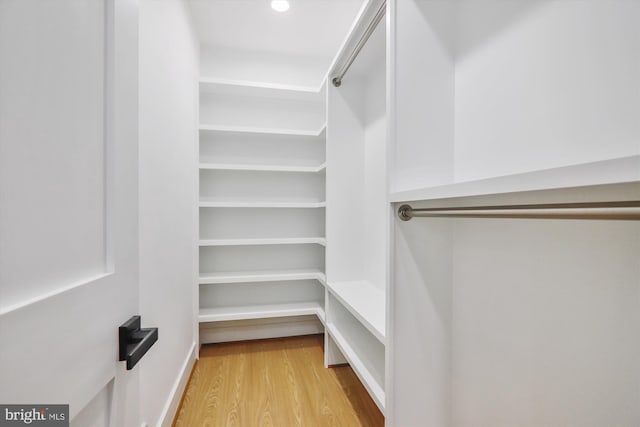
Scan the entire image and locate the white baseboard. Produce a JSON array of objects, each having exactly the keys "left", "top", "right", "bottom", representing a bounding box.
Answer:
[
  {"left": 157, "top": 340, "right": 197, "bottom": 427},
  {"left": 200, "top": 315, "right": 324, "bottom": 344}
]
